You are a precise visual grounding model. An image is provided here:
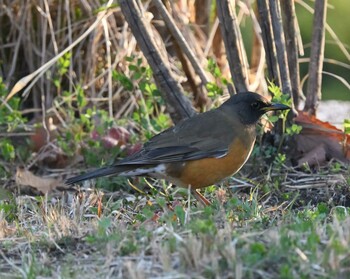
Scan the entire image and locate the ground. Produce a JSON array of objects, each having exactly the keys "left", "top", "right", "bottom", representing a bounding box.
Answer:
[{"left": 1, "top": 161, "right": 349, "bottom": 279}]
